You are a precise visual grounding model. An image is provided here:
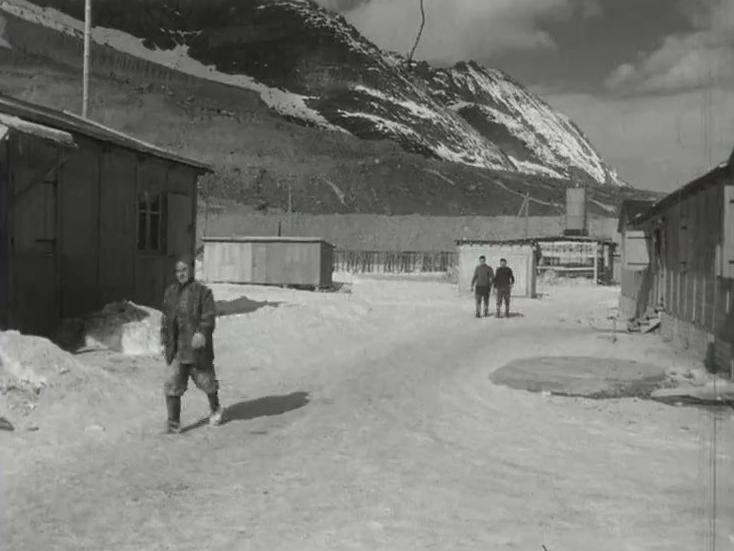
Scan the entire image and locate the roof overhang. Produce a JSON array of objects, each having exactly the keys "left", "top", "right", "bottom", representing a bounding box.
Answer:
[
  {"left": 0, "top": 113, "right": 77, "bottom": 148},
  {"left": 632, "top": 163, "right": 730, "bottom": 226},
  {"left": 456, "top": 236, "right": 615, "bottom": 246},
  {"left": 0, "top": 93, "right": 212, "bottom": 173}
]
